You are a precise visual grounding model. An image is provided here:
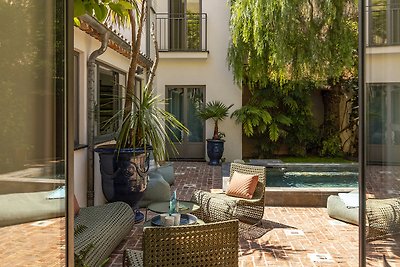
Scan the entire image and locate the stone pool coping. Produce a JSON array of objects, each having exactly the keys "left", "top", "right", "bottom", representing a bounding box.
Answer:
[{"left": 265, "top": 187, "right": 357, "bottom": 207}]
